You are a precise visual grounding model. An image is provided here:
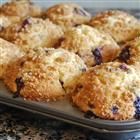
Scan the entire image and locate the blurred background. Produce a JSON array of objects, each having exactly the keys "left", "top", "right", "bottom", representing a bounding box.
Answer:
[{"left": 1, "top": 0, "right": 140, "bottom": 9}]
